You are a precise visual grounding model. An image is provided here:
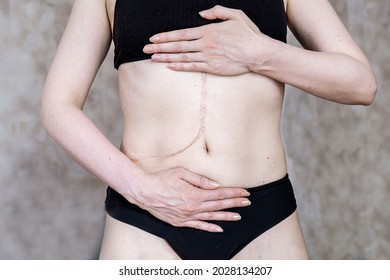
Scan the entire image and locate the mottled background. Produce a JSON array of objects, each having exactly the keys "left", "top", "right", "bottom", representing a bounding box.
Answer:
[{"left": 1, "top": 0, "right": 388, "bottom": 259}]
